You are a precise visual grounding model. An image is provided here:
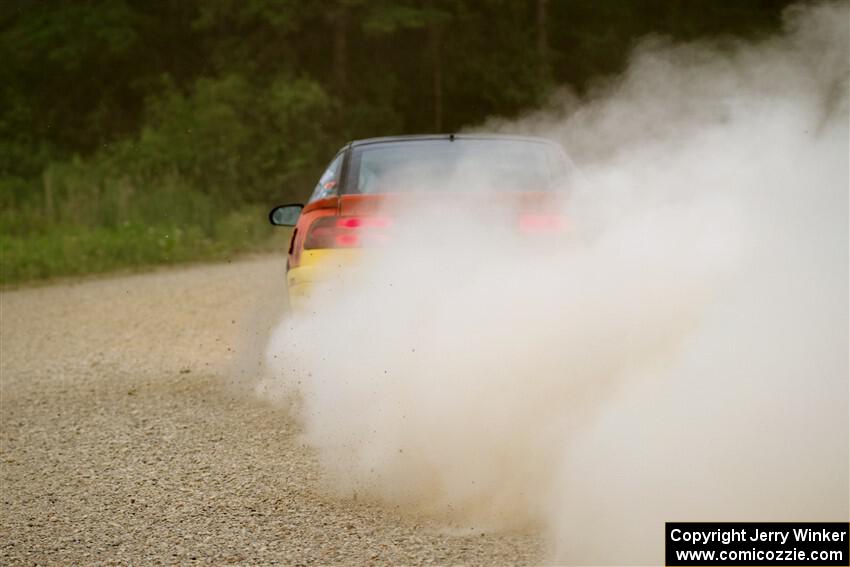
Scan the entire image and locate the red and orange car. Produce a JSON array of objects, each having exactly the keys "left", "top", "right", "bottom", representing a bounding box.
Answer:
[{"left": 269, "top": 134, "right": 573, "bottom": 307}]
